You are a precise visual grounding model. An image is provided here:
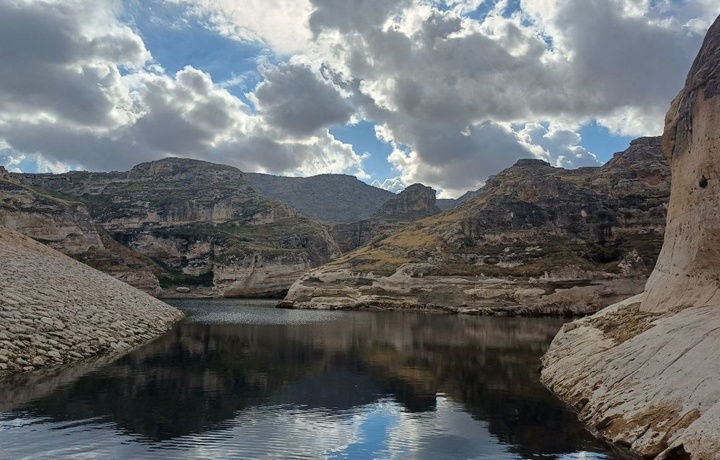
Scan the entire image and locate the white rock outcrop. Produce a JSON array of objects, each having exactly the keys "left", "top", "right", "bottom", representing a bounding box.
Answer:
[
  {"left": 541, "top": 15, "right": 720, "bottom": 460},
  {"left": 0, "top": 226, "right": 183, "bottom": 376}
]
